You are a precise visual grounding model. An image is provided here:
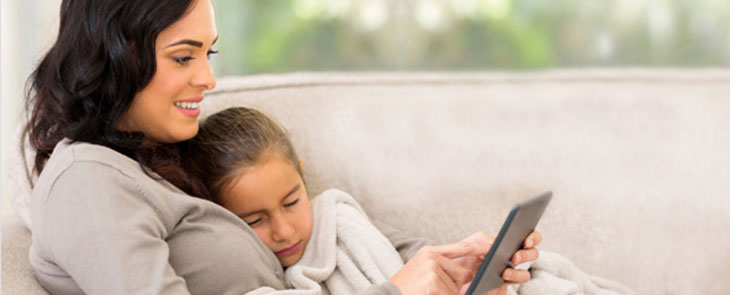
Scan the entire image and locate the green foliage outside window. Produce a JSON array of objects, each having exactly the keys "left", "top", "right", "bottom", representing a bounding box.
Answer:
[{"left": 212, "top": 0, "right": 730, "bottom": 75}]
